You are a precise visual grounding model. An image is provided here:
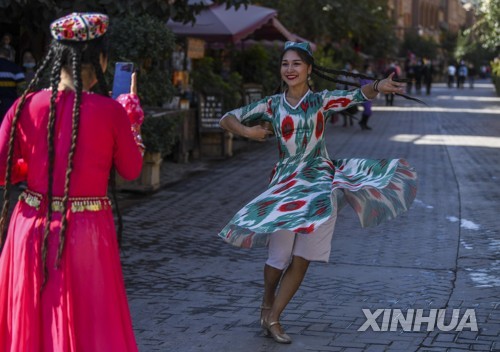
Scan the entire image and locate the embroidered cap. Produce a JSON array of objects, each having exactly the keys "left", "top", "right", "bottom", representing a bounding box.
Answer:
[
  {"left": 50, "top": 12, "right": 109, "bottom": 42},
  {"left": 284, "top": 41, "right": 313, "bottom": 57}
]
